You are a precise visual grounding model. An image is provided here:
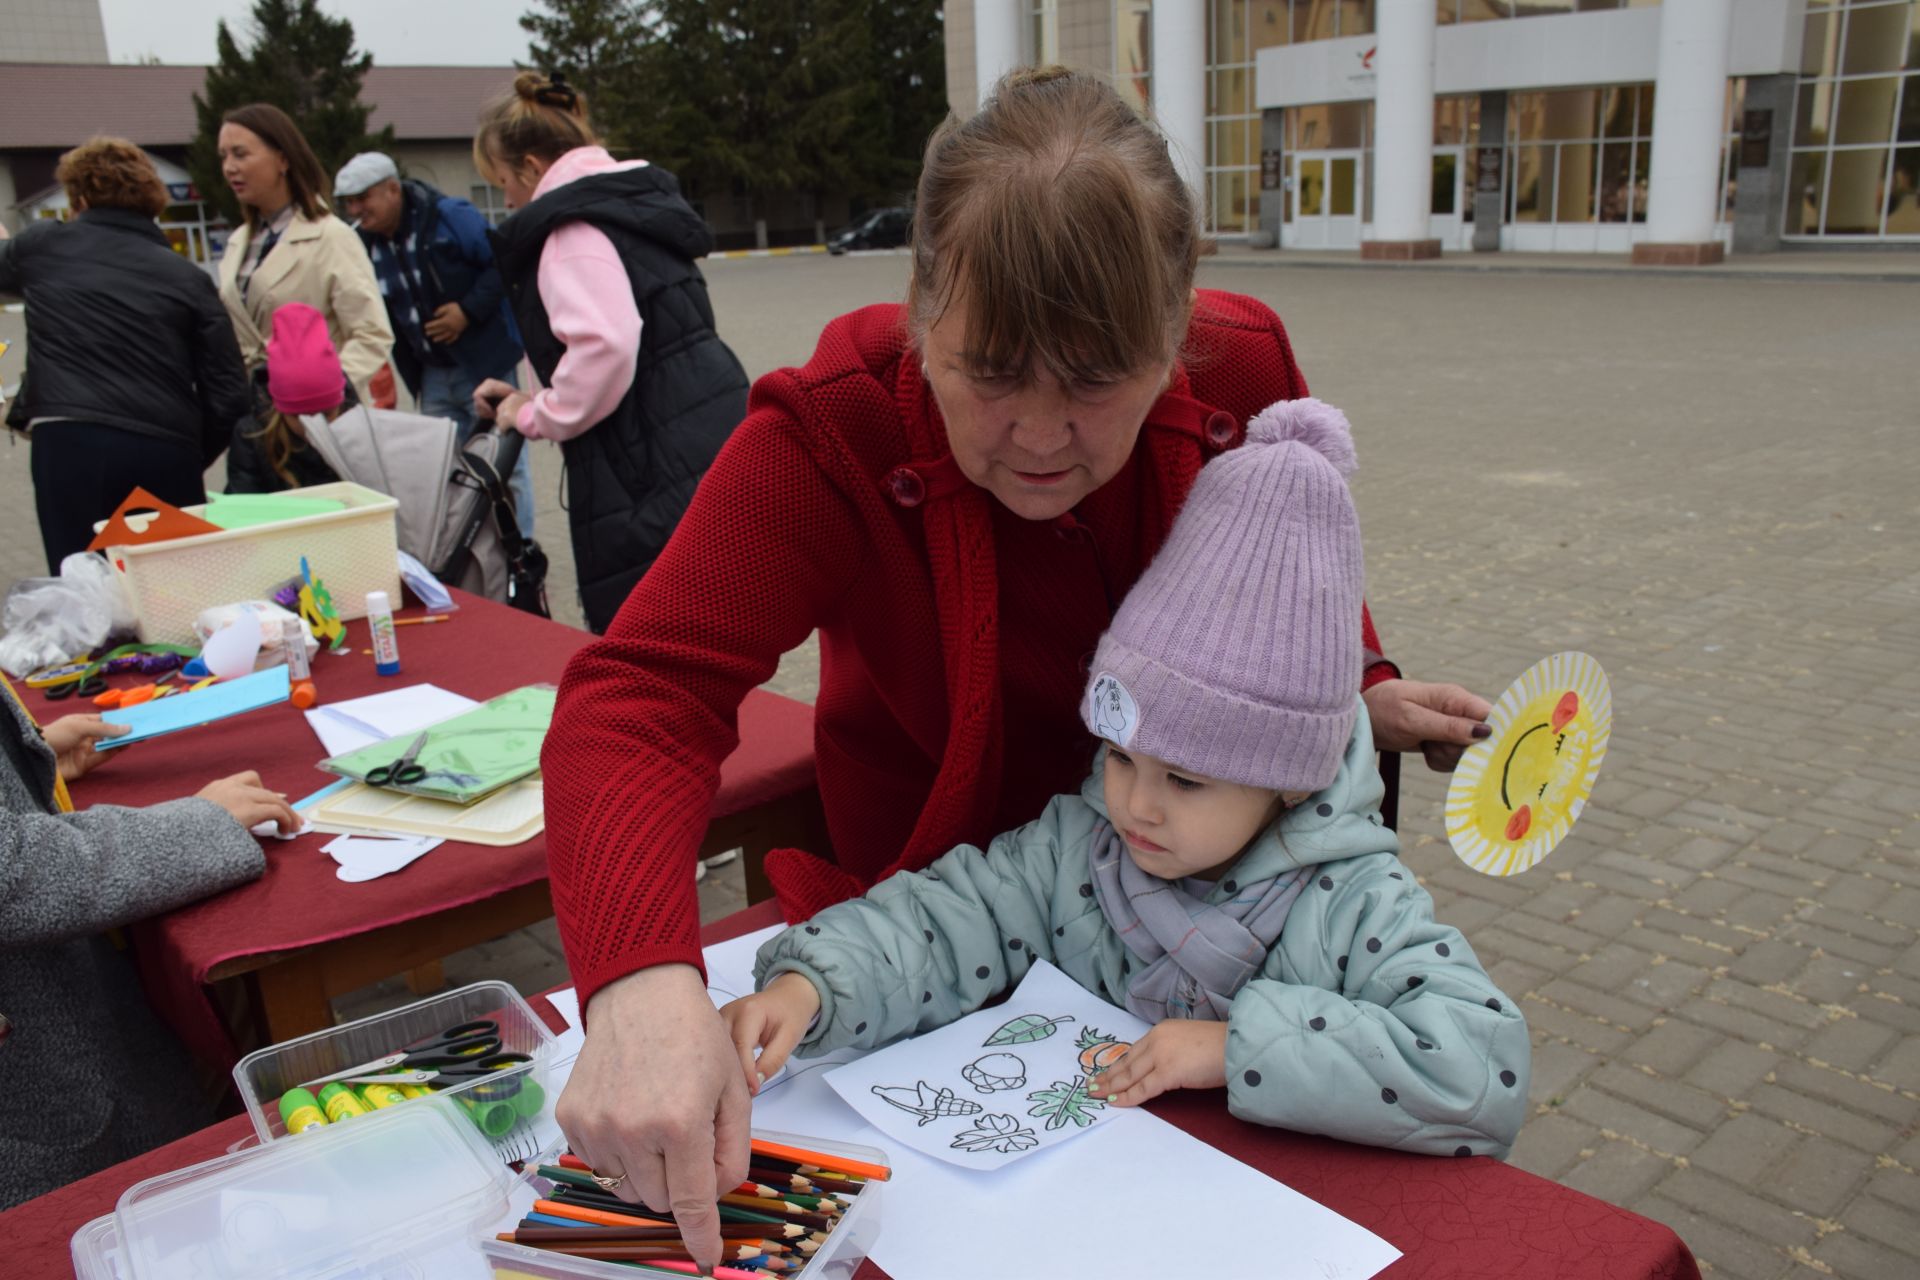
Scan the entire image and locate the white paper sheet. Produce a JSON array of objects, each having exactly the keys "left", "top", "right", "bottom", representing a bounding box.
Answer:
[
  {"left": 539, "top": 928, "right": 1402, "bottom": 1280},
  {"left": 322, "top": 833, "right": 443, "bottom": 881},
  {"left": 825, "top": 960, "right": 1150, "bottom": 1169},
  {"left": 303, "top": 684, "right": 478, "bottom": 757}
]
